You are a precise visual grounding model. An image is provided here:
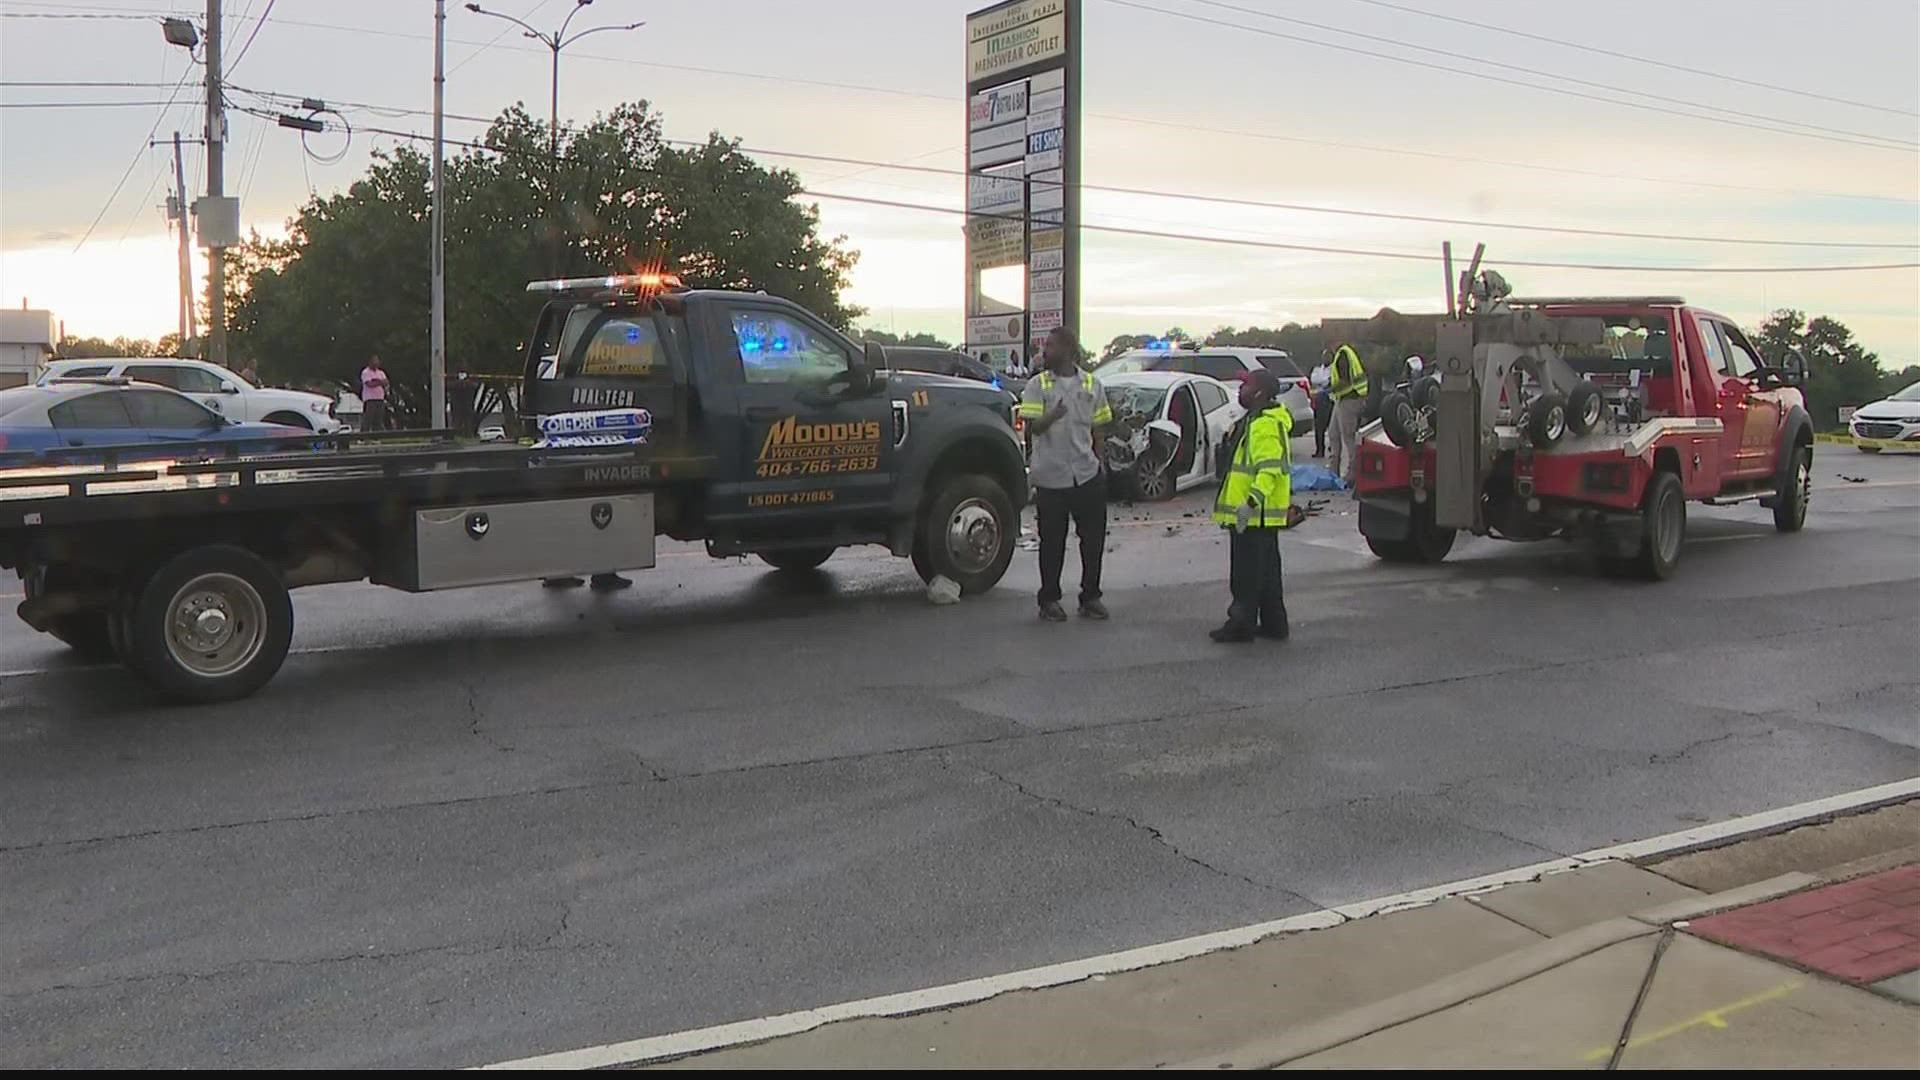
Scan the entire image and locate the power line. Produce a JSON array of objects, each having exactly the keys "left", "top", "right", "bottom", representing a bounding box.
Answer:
[
  {"left": 1102, "top": 0, "right": 1917, "bottom": 153},
  {"left": 0, "top": 80, "right": 180, "bottom": 87},
  {"left": 71, "top": 63, "right": 199, "bottom": 252},
  {"left": 133, "top": 8, "right": 1919, "bottom": 203},
  {"left": 805, "top": 190, "right": 1920, "bottom": 274},
  {"left": 223, "top": 0, "right": 277, "bottom": 77},
  {"left": 1337, "top": 0, "right": 1920, "bottom": 119},
  {"left": 447, "top": 0, "right": 558, "bottom": 77},
  {"left": 232, "top": 91, "right": 1913, "bottom": 250},
  {"left": 0, "top": 100, "right": 185, "bottom": 108},
  {"left": 1182, "top": 0, "right": 1918, "bottom": 148}
]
